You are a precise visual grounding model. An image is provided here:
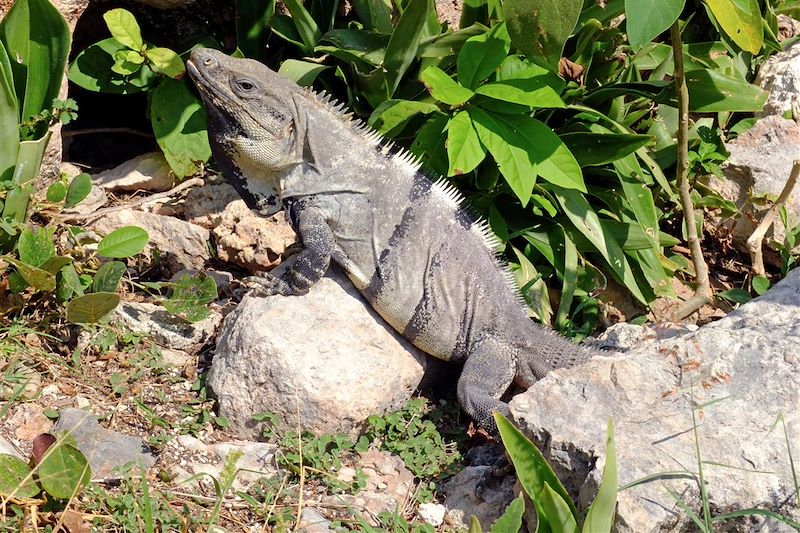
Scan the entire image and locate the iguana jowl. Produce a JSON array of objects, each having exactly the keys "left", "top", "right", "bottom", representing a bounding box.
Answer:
[{"left": 187, "top": 48, "right": 598, "bottom": 434}]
